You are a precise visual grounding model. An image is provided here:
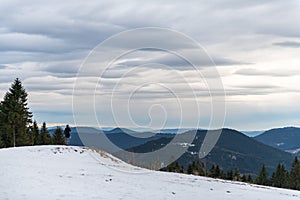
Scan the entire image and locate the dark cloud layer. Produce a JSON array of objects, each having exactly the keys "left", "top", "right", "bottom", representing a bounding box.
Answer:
[
  {"left": 273, "top": 41, "right": 300, "bottom": 48},
  {"left": 0, "top": 65, "right": 8, "bottom": 69}
]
